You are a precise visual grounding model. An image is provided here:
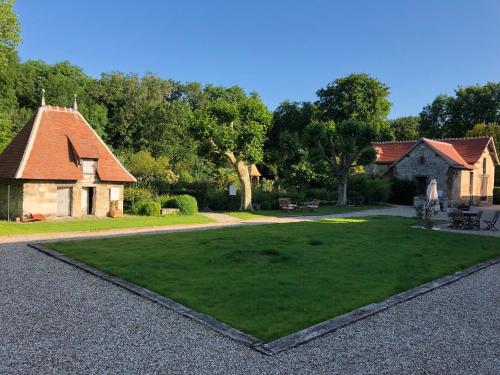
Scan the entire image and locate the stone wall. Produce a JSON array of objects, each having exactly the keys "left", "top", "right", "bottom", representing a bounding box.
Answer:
[
  {"left": 392, "top": 142, "right": 454, "bottom": 199},
  {"left": 0, "top": 181, "right": 23, "bottom": 220},
  {"left": 22, "top": 180, "right": 124, "bottom": 218},
  {"left": 455, "top": 148, "right": 496, "bottom": 205}
]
